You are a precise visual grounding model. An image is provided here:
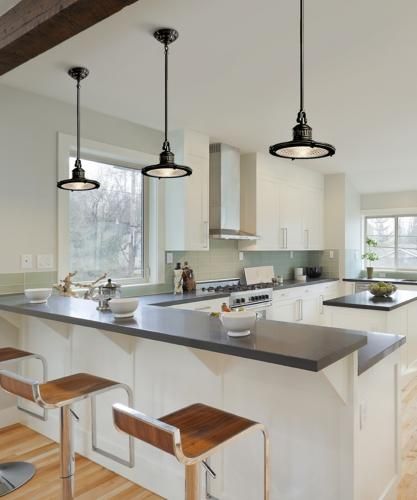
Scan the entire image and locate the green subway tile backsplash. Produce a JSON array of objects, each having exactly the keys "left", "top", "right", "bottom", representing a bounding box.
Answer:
[{"left": 0, "top": 248, "right": 339, "bottom": 298}]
